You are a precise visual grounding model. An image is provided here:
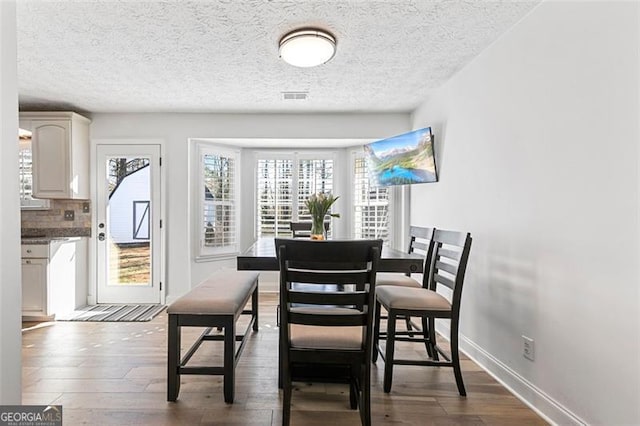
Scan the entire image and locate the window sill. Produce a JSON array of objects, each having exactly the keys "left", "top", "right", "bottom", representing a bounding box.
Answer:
[{"left": 194, "top": 252, "right": 239, "bottom": 263}]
